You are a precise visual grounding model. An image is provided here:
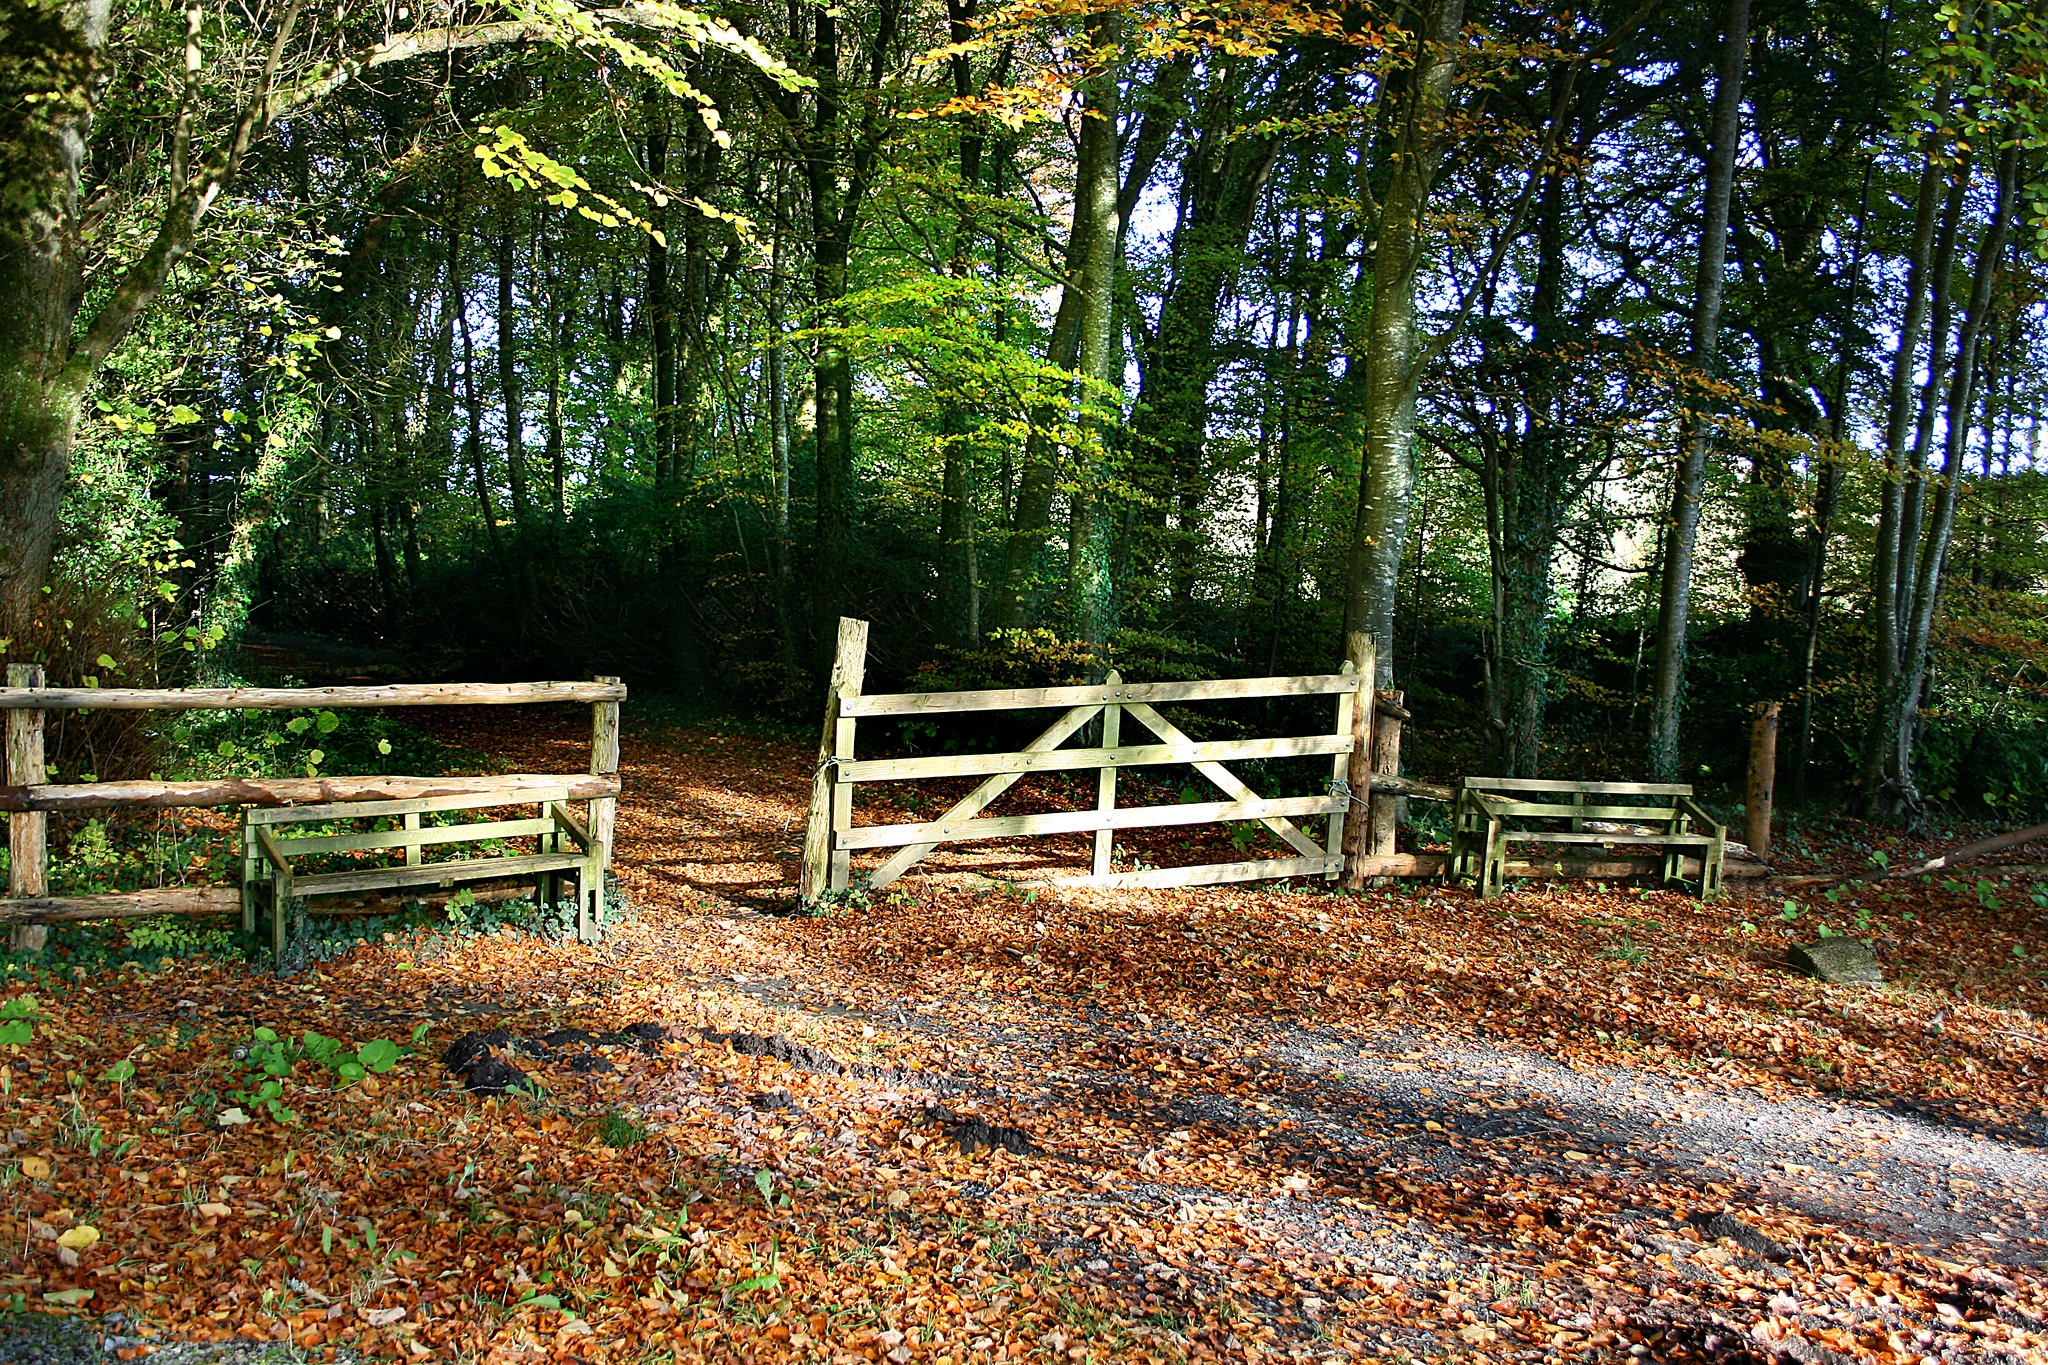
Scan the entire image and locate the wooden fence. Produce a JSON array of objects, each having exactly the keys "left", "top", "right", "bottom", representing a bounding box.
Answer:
[
  {"left": 1, "top": 670, "right": 623, "bottom": 950},
  {"left": 799, "top": 621, "right": 1439, "bottom": 898}
]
